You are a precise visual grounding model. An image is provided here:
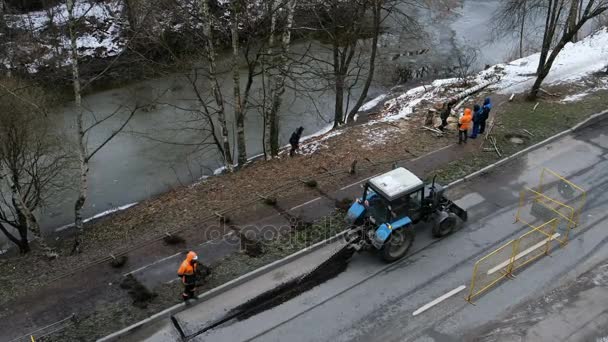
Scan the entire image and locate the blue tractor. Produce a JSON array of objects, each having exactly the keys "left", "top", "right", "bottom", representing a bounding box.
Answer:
[{"left": 345, "top": 167, "right": 468, "bottom": 262}]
